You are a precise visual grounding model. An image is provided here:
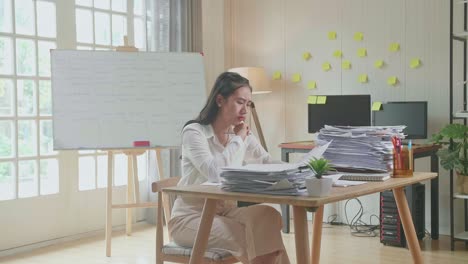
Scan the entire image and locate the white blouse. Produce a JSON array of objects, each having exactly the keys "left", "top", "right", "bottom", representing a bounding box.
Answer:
[{"left": 171, "top": 122, "right": 275, "bottom": 218}]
